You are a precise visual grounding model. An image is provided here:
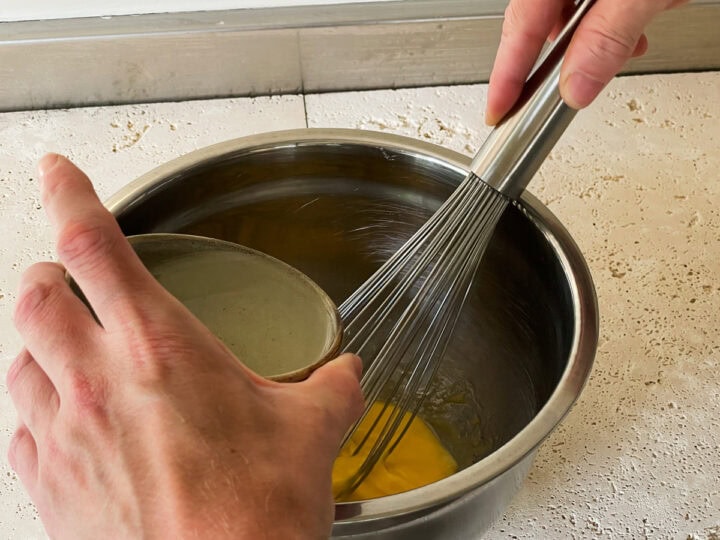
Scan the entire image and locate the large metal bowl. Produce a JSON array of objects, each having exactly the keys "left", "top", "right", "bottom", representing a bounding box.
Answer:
[{"left": 106, "top": 129, "right": 598, "bottom": 538}]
